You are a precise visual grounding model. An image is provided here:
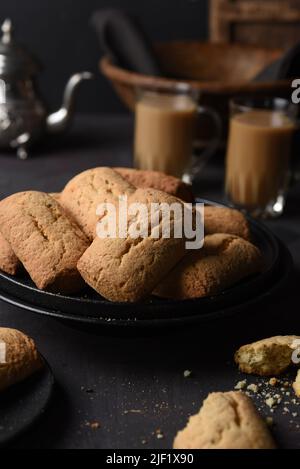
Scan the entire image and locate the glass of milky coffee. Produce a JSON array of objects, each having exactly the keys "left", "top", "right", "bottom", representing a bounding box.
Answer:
[
  {"left": 134, "top": 84, "right": 221, "bottom": 183},
  {"left": 225, "top": 97, "right": 298, "bottom": 218}
]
